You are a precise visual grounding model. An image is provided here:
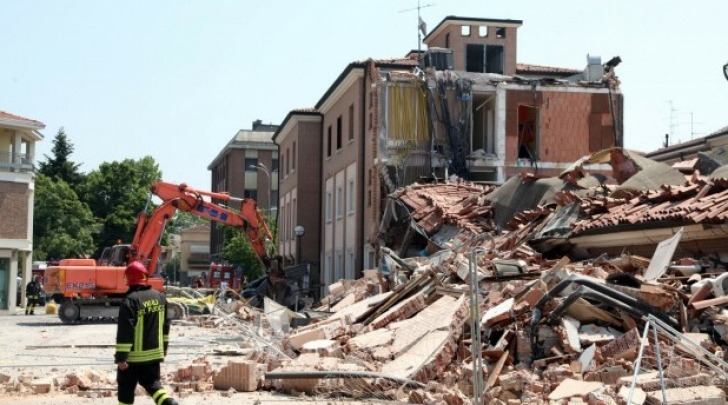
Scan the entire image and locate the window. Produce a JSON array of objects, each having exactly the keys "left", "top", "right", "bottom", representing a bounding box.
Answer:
[
  {"left": 326, "top": 191, "right": 332, "bottom": 222},
  {"left": 324, "top": 252, "right": 332, "bottom": 288},
  {"left": 327, "top": 126, "right": 332, "bottom": 157},
  {"left": 517, "top": 104, "right": 540, "bottom": 161},
  {"left": 466, "top": 44, "right": 484, "bottom": 73},
  {"left": 466, "top": 44, "right": 504, "bottom": 74},
  {"left": 288, "top": 198, "right": 296, "bottom": 240},
  {"left": 479, "top": 26, "right": 488, "bottom": 37},
  {"left": 347, "top": 178, "right": 354, "bottom": 214},
  {"left": 336, "top": 116, "right": 342, "bottom": 150},
  {"left": 472, "top": 93, "right": 496, "bottom": 155},
  {"left": 272, "top": 158, "right": 279, "bottom": 172},
  {"left": 270, "top": 190, "right": 278, "bottom": 210},
  {"left": 461, "top": 25, "right": 471, "bottom": 36},
  {"left": 280, "top": 204, "right": 285, "bottom": 241},
  {"left": 245, "top": 158, "right": 258, "bottom": 171},
  {"left": 291, "top": 198, "right": 297, "bottom": 239},
  {"left": 496, "top": 27, "right": 506, "bottom": 38},
  {"left": 336, "top": 251, "right": 344, "bottom": 280},
  {"left": 346, "top": 249, "right": 354, "bottom": 279},
  {"left": 243, "top": 189, "right": 257, "bottom": 200},
  {"left": 285, "top": 147, "right": 290, "bottom": 175},
  {"left": 292, "top": 142, "right": 296, "bottom": 170},
  {"left": 336, "top": 186, "right": 343, "bottom": 218},
  {"left": 287, "top": 201, "right": 292, "bottom": 240},
  {"left": 445, "top": 32, "right": 450, "bottom": 48},
  {"left": 348, "top": 105, "right": 354, "bottom": 141},
  {"left": 486, "top": 45, "right": 504, "bottom": 74}
]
